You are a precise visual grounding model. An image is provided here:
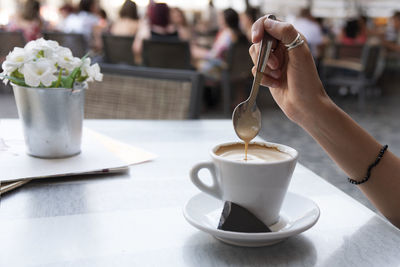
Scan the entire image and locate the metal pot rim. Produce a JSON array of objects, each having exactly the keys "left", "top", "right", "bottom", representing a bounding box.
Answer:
[{"left": 11, "top": 82, "right": 88, "bottom": 91}]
